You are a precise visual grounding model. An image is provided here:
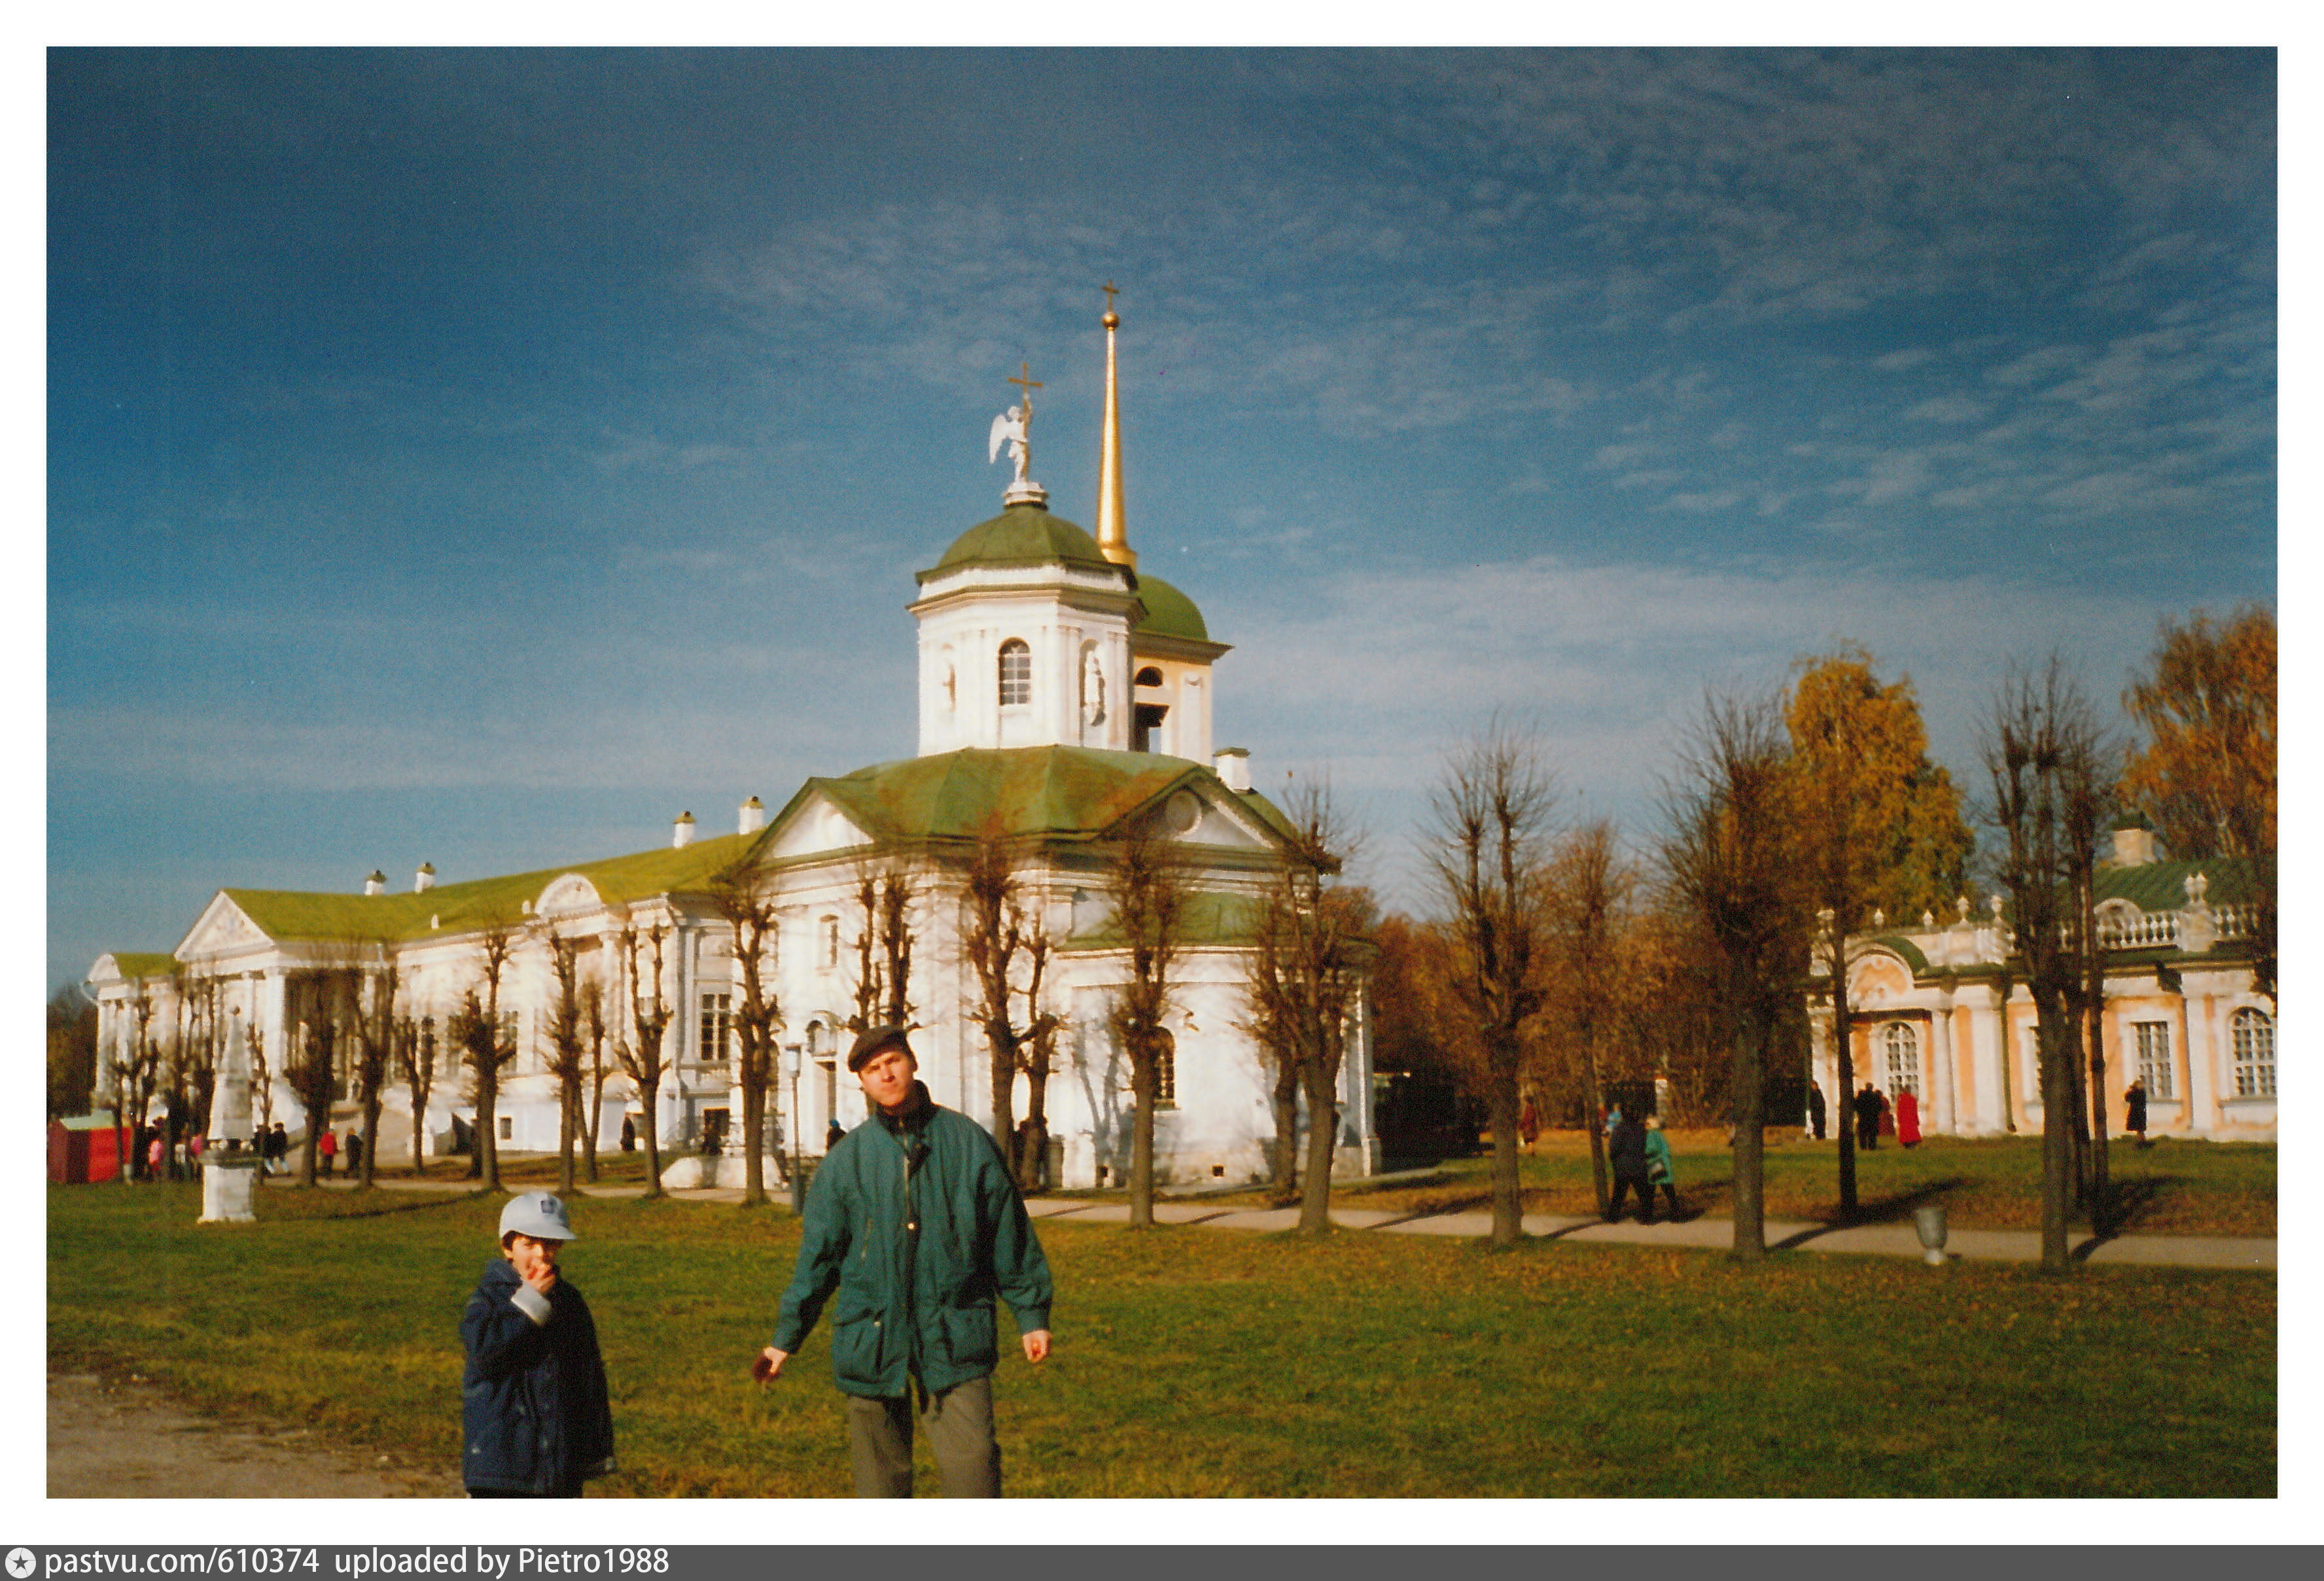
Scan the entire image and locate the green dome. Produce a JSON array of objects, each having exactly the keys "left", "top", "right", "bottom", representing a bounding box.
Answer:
[
  {"left": 1133, "top": 570, "right": 1209, "bottom": 642},
  {"left": 926, "top": 505, "right": 1115, "bottom": 578}
]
